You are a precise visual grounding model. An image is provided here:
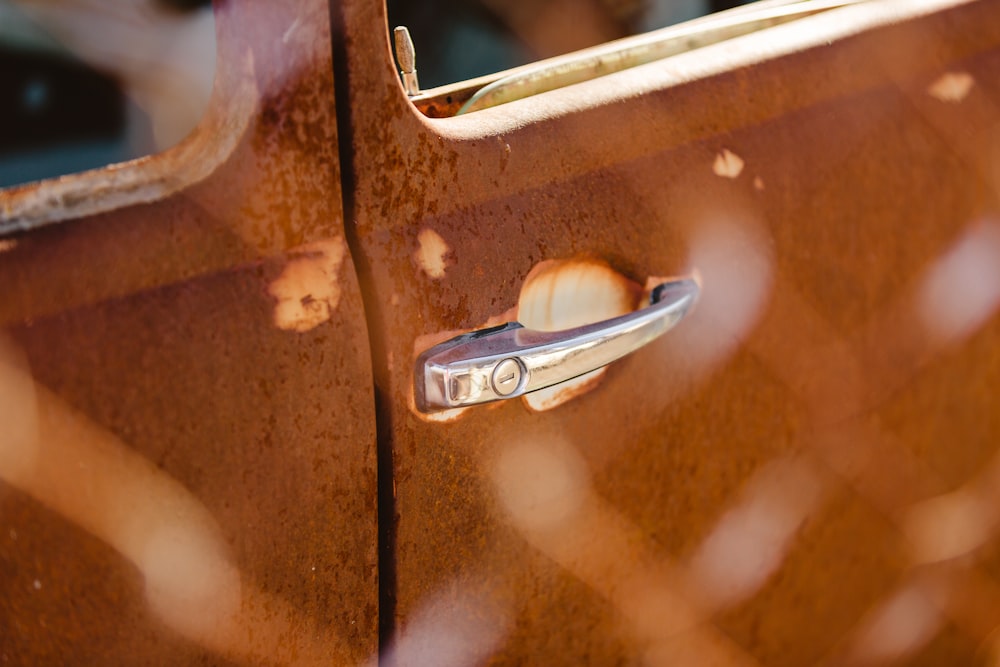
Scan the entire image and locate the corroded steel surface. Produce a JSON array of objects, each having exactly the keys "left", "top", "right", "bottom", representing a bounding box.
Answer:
[
  {"left": 0, "top": 0, "right": 377, "bottom": 664},
  {"left": 335, "top": 0, "right": 1000, "bottom": 663},
  {"left": 3, "top": 0, "right": 1000, "bottom": 663}
]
